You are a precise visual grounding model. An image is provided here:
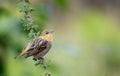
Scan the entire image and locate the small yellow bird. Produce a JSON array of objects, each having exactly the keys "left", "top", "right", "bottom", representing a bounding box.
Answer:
[{"left": 15, "top": 29, "right": 54, "bottom": 60}]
